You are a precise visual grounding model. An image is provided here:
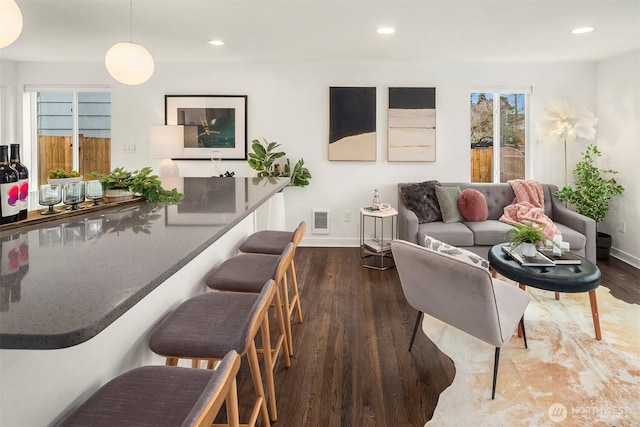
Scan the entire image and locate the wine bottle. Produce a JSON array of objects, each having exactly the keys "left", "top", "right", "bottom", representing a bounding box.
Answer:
[
  {"left": 10, "top": 144, "right": 29, "bottom": 221},
  {"left": 0, "top": 145, "right": 20, "bottom": 224}
]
